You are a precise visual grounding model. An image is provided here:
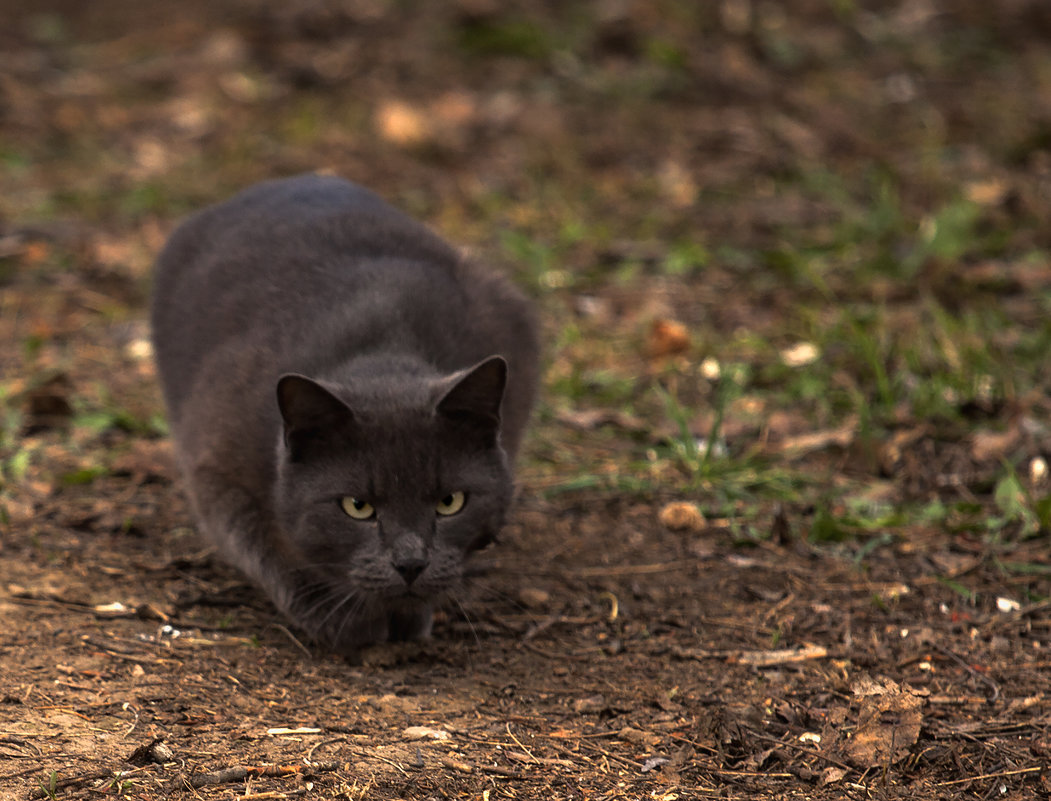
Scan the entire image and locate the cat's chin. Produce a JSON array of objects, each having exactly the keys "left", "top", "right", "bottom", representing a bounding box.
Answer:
[
  {"left": 387, "top": 602, "right": 435, "bottom": 641},
  {"left": 306, "top": 600, "right": 435, "bottom": 656}
]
